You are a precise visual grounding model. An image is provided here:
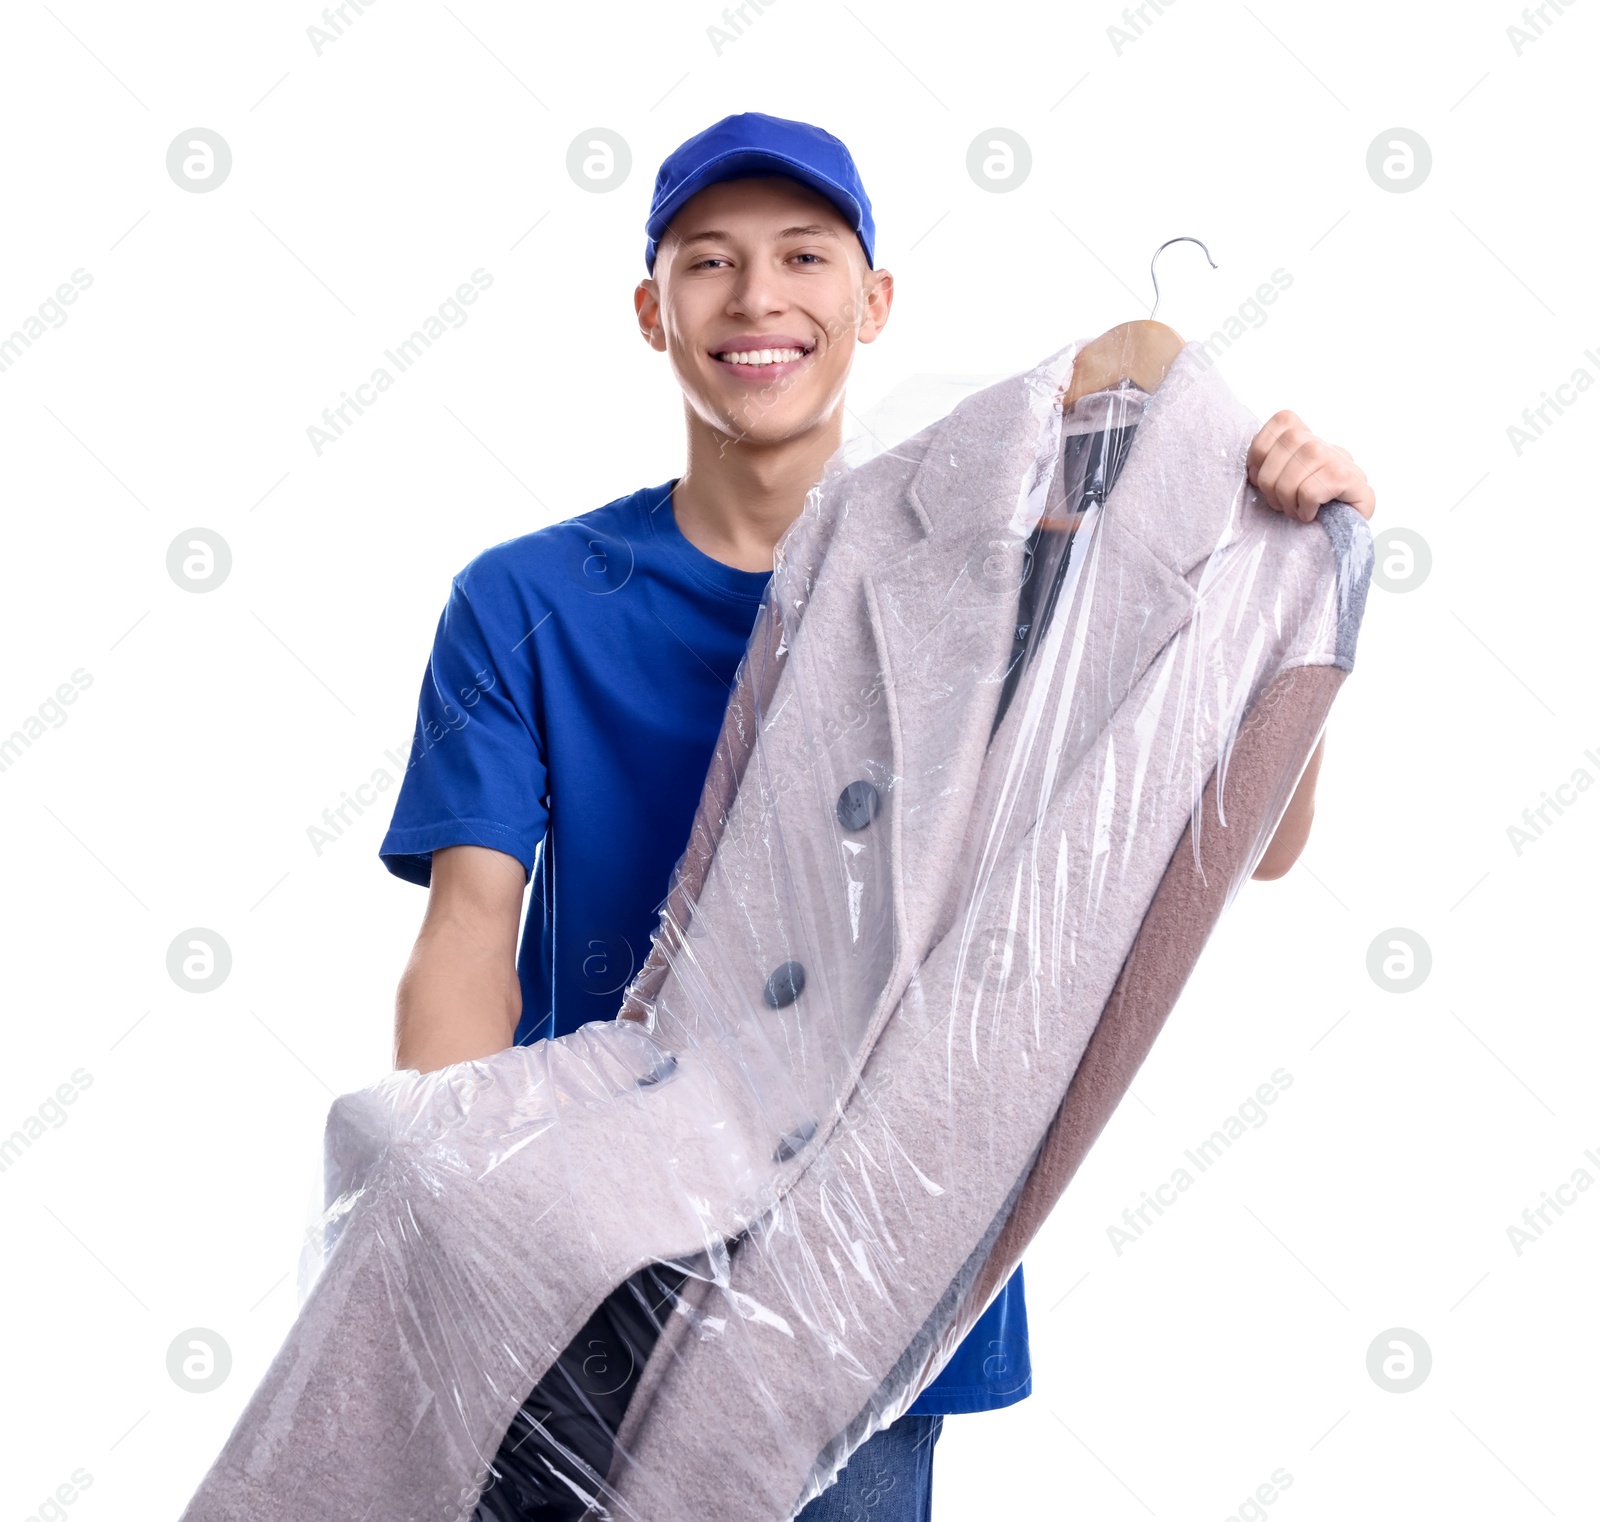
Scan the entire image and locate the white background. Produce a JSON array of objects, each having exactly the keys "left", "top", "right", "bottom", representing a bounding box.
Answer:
[{"left": 1, "top": 1, "right": 1596, "bottom": 1518}]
